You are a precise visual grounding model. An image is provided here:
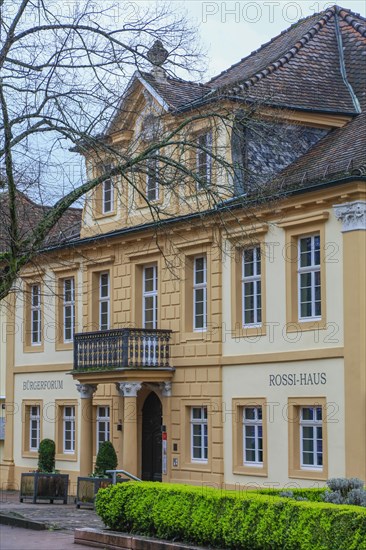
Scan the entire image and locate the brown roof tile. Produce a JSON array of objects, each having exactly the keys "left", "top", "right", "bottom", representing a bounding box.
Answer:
[
  {"left": 139, "top": 72, "right": 212, "bottom": 110},
  {"left": 202, "top": 6, "right": 366, "bottom": 114},
  {"left": 0, "top": 191, "right": 82, "bottom": 254},
  {"left": 273, "top": 111, "right": 366, "bottom": 188}
]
